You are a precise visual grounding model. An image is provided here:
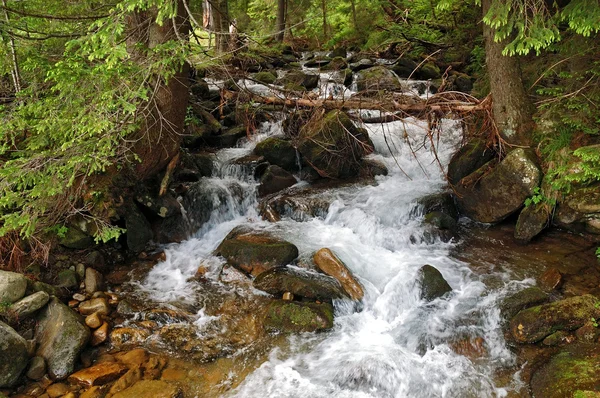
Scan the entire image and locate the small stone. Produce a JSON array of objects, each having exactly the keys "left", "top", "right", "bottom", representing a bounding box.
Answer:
[
  {"left": 46, "top": 383, "right": 71, "bottom": 398},
  {"left": 76, "top": 263, "right": 86, "bottom": 280},
  {"left": 85, "top": 313, "right": 103, "bottom": 329},
  {"left": 73, "top": 293, "right": 87, "bottom": 302},
  {"left": 91, "top": 322, "right": 109, "bottom": 346},
  {"left": 538, "top": 267, "right": 562, "bottom": 292},
  {"left": 0, "top": 270, "right": 28, "bottom": 304},
  {"left": 26, "top": 356, "right": 46, "bottom": 380},
  {"left": 79, "top": 298, "right": 110, "bottom": 316},
  {"left": 85, "top": 268, "right": 105, "bottom": 295},
  {"left": 92, "top": 291, "right": 108, "bottom": 299},
  {"left": 9, "top": 291, "right": 50, "bottom": 318},
  {"left": 283, "top": 292, "right": 294, "bottom": 301},
  {"left": 68, "top": 300, "right": 79, "bottom": 308},
  {"left": 57, "top": 269, "right": 79, "bottom": 289},
  {"left": 68, "top": 361, "right": 127, "bottom": 387},
  {"left": 114, "top": 348, "right": 148, "bottom": 368}
]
